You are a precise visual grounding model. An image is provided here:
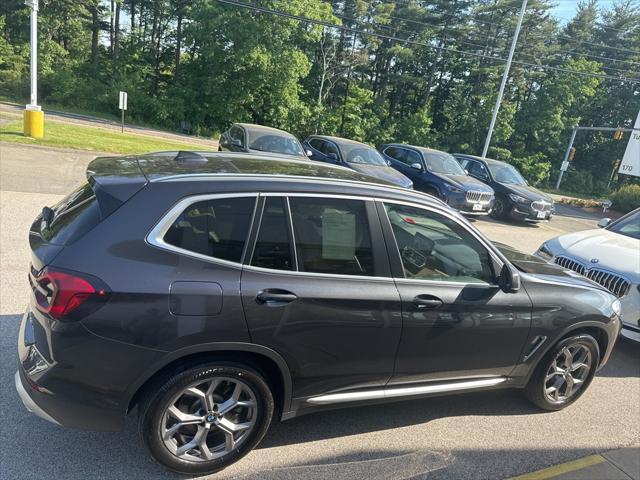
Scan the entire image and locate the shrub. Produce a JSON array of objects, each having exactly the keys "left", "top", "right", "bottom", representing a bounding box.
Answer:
[
  {"left": 610, "top": 184, "right": 640, "bottom": 213},
  {"left": 559, "top": 169, "right": 593, "bottom": 195}
]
